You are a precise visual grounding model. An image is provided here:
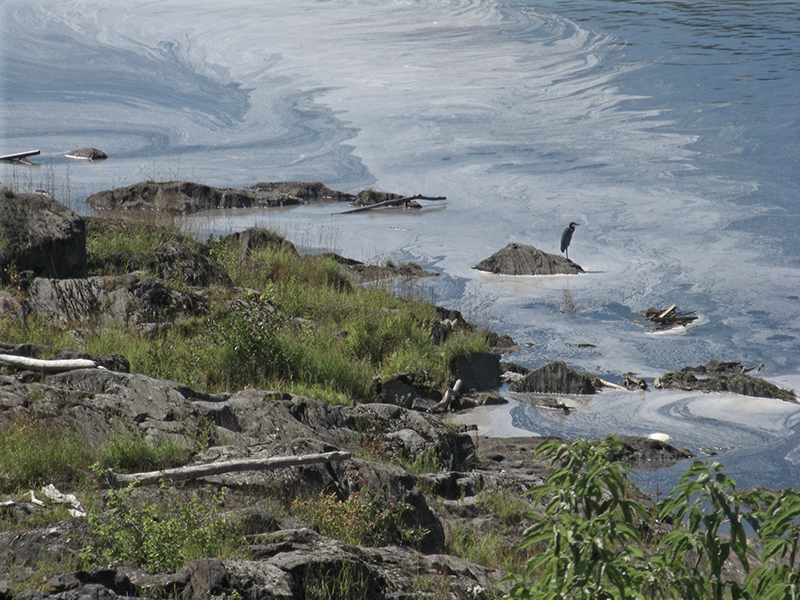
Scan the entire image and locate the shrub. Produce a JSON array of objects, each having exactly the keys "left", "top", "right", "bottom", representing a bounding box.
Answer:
[
  {"left": 82, "top": 485, "right": 245, "bottom": 573},
  {"left": 508, "top": 436, "right": 800, "bottom": 600}
]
